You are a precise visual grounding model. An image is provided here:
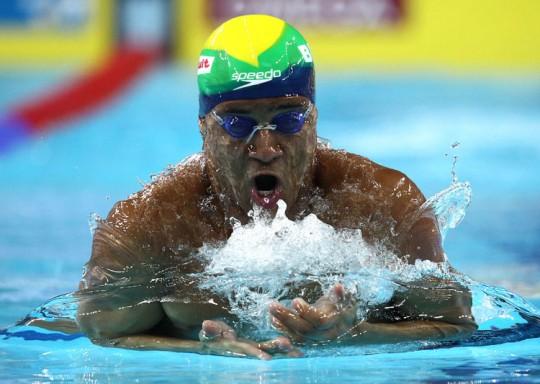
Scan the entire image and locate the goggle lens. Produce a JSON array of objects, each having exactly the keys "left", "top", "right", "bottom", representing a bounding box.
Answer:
[
  {"left": 213, "top": 104, "right": 312, "bottom": 140},
  {"left": 271, "top": 110, "right": 306, "bottom": 134},
  {"left": 220, "top": 115, "right": 258, "bottom": 139}
]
